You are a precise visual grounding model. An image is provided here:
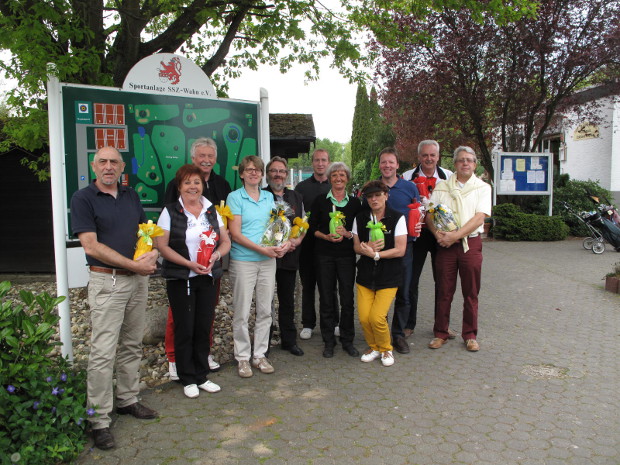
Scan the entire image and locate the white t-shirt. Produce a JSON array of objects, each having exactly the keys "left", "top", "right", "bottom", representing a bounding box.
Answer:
[
  {"left": 352, "top": 216, "right": 407, "bottom": 237},
  {"left": 157, "top": 196, "right": 224, "bottom": 277}
]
